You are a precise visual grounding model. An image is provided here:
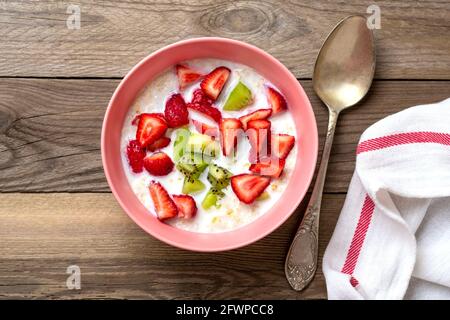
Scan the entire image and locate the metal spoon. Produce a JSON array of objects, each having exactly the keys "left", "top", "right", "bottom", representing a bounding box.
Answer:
[{"left": 285, "top": 15, "right": 376, "bottom": 291}]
